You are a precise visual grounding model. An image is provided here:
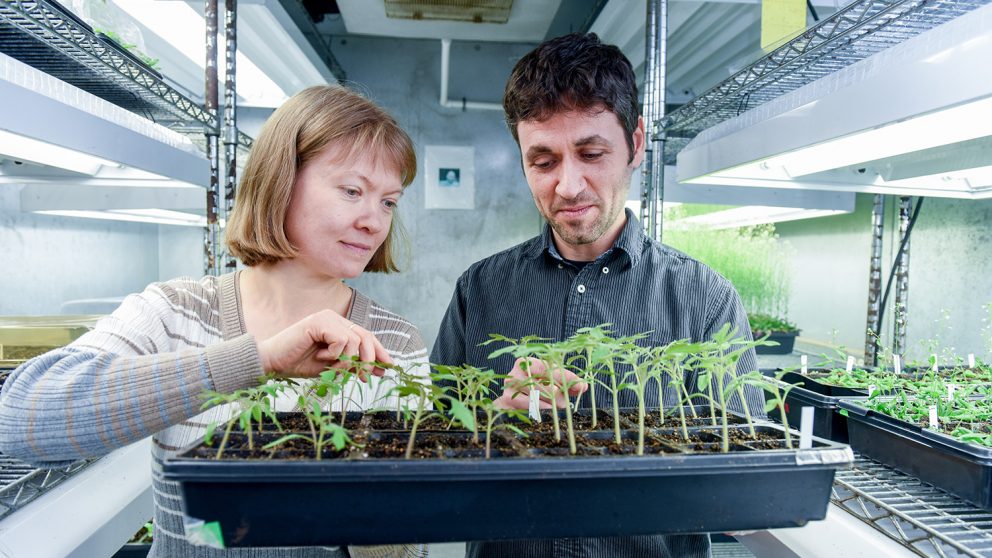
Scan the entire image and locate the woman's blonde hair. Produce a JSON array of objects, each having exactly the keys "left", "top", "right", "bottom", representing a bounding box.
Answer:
[{"left": 226, "top": 85, "right": 416, "bottom": 272}]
